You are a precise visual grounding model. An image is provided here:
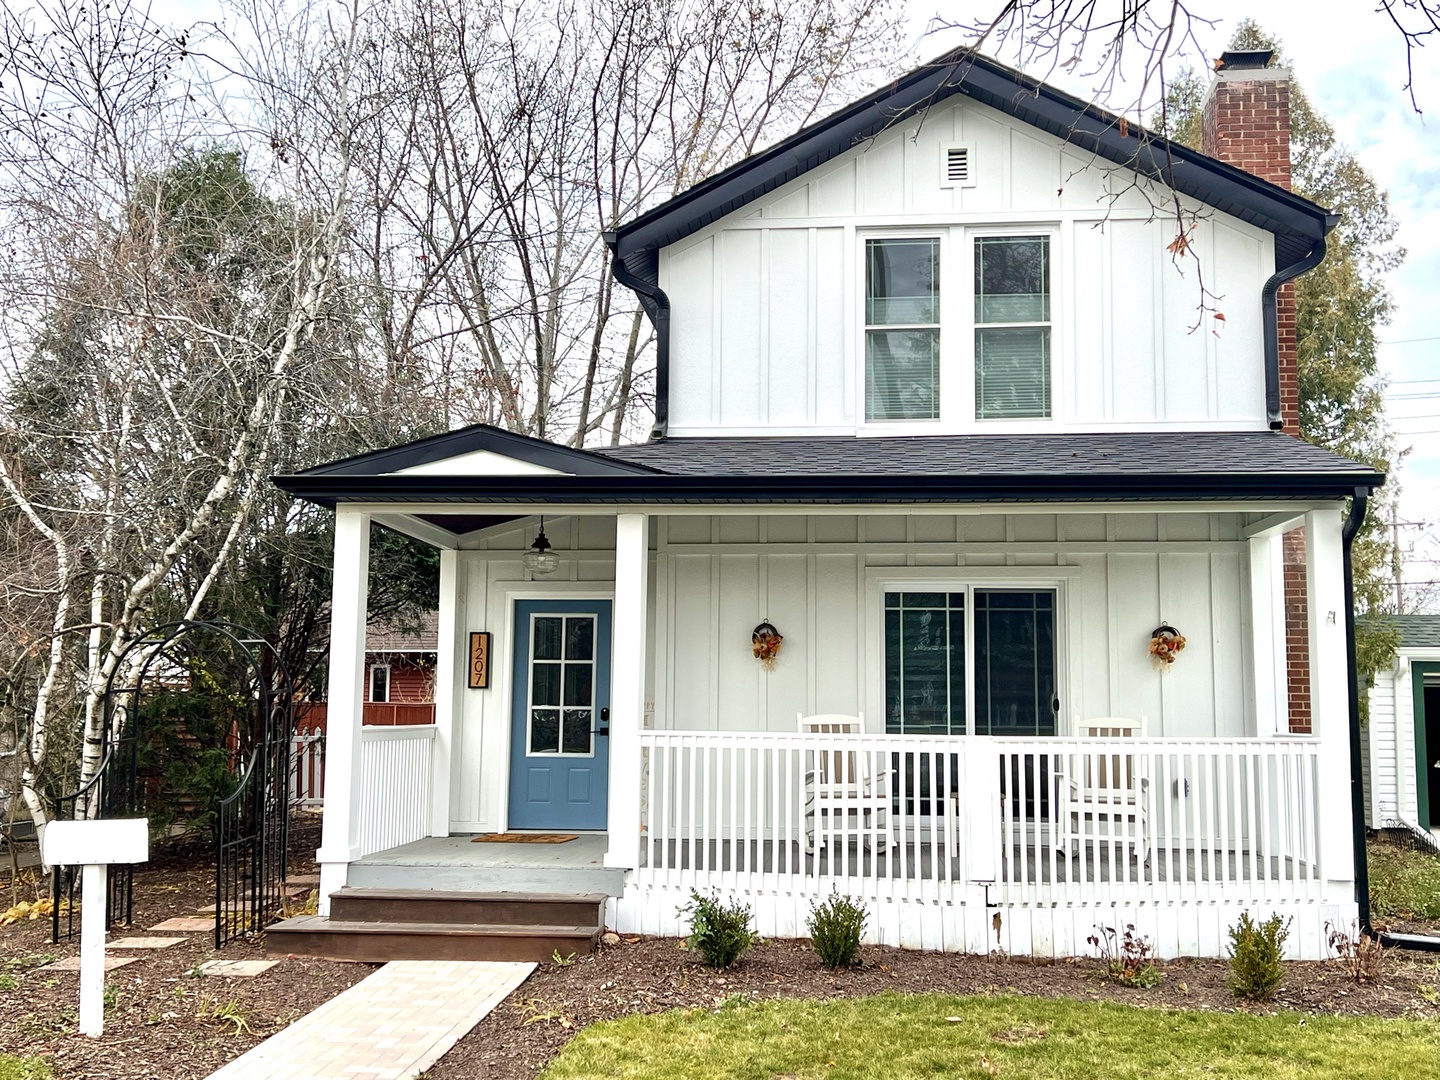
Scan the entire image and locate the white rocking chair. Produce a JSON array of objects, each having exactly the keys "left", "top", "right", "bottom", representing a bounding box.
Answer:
[
  {"left": 1055, "top": 716, "right": 1151, "bottom": 863},
  {"left": 797, "top": 713, "right": 892, "bottom": 855}
]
